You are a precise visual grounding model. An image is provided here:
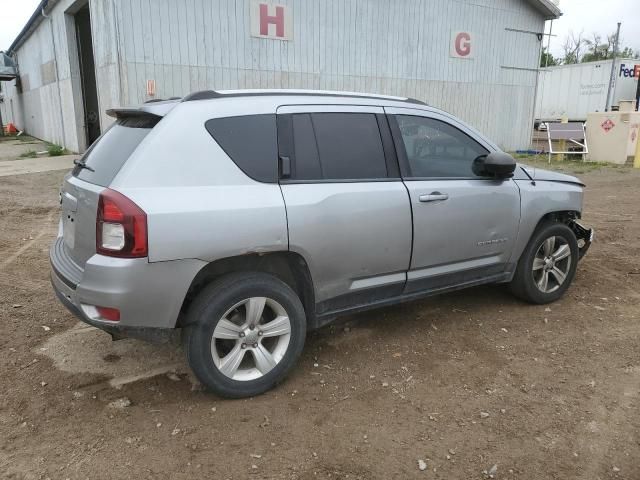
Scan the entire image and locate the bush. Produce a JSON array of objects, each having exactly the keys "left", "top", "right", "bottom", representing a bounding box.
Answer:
[{"left": 47, "top": 144, "right": 65, "bottom": 157}]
